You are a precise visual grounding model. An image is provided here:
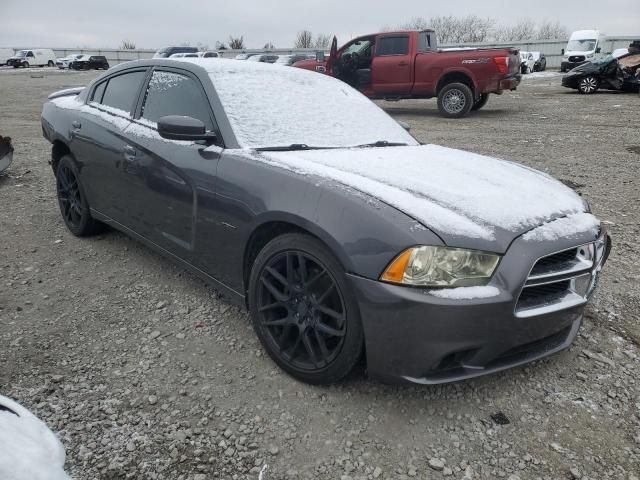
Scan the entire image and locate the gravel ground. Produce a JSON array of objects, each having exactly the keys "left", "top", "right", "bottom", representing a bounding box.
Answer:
[{"left": 1, "top": 68, "right": 639, "bottom": 480}]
